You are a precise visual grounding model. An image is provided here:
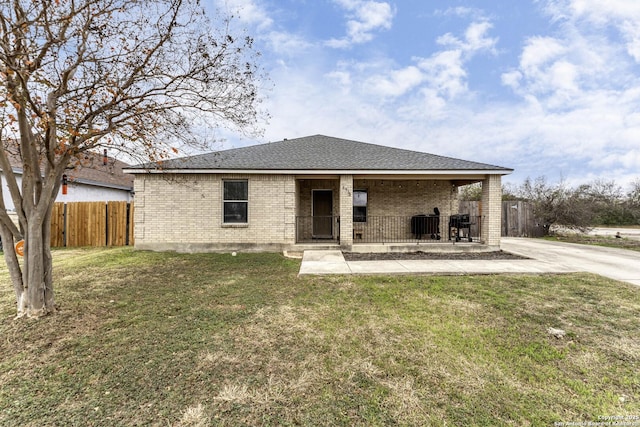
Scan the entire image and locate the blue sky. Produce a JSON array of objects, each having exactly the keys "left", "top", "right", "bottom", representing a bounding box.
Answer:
[{"left": 208, "top": 0, "right": 640, "bottom": 188}]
